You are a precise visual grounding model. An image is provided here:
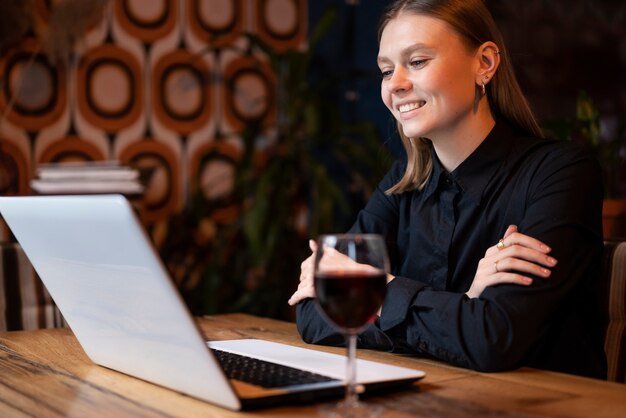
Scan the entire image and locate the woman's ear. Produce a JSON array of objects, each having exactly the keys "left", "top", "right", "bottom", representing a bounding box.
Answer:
[{"left": 475, "top": 42, "right": 501, "bottom": 87}]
